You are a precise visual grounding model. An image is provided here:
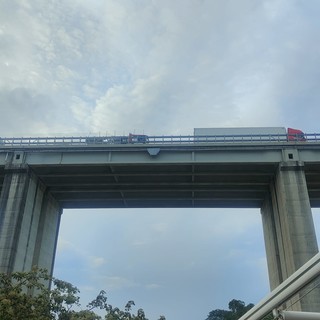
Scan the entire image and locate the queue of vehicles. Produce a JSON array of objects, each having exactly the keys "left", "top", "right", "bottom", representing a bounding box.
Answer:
[
  {"left": 0, "top": 127, "right": 308, "bottom": 146},
  {"left": 85, "top": 127, "right": 306, "bottom": 144},
  {"left": 85, "top": 133, "right": 149, "bottom": 144}
]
